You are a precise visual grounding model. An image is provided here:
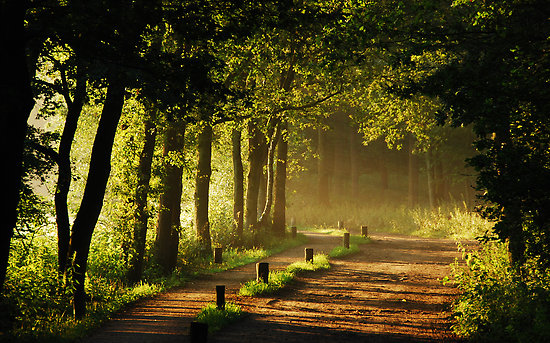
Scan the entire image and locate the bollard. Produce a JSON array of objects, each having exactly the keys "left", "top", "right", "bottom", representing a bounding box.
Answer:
[
  {"left": 361, "top": 225, "right": 368, "bottom": 237},
  {"left": 305, "top": 248, "right": 313, "bottom": 263},
  {"left": 256, "top": 262, "right": 269, "bottom": 283},
  {"left": 214, "top": 246, "right": 223, "bottom": 264},
  {"left": 216, "top": 285, "right": 225, "bottom": 310},
  {"left": 338, "top": 220, "right": 344, "bottom": 230},
  {"left": 190, "top": 321, "right": 208, "bottom": 343},
  {"left": 343, "top": 232, "right": 350, "bottom": 249},
  {"left": 291, "top": 226, "right": 297, "bottom": 239}
]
